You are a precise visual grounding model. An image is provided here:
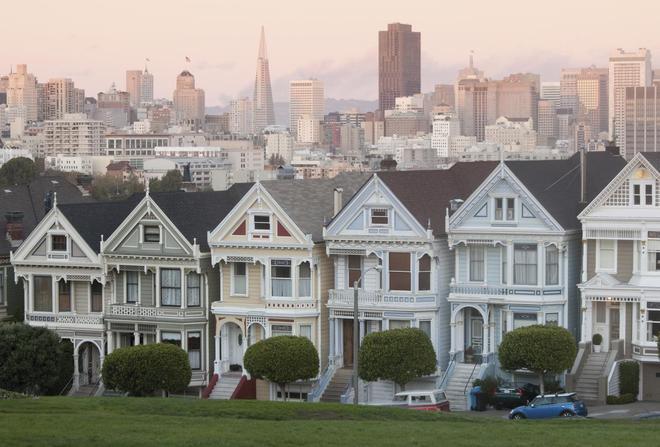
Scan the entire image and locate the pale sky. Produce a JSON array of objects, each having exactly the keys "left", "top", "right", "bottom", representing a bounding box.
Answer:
[{"left": 3, "top": 0, "right": 660, "bottom": 106}]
